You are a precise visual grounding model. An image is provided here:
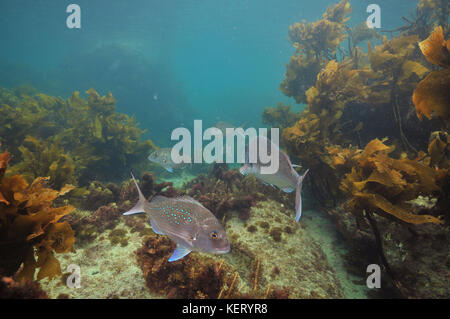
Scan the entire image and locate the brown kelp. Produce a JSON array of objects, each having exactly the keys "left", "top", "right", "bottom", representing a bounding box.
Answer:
[
  {"left": 0, "top": 145, "right": 75, "bottom": 281},
  {"left": 331, "top": 138, "right": 444, "bottom": 225},
  {"left": 280, "top": 0, "right": 352, "bottom": 104},
  {"left": 269, "top": 0, "right": 450, "bottom": 298},
  {"left": 413, "top": 26, "right": 450, "bottom": 124},
  {"left": 262, "top": 103, "right": 302, "bottom": 130},
  {"left": 276, "top": 0, "right": 447, "bottom": 206}
]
